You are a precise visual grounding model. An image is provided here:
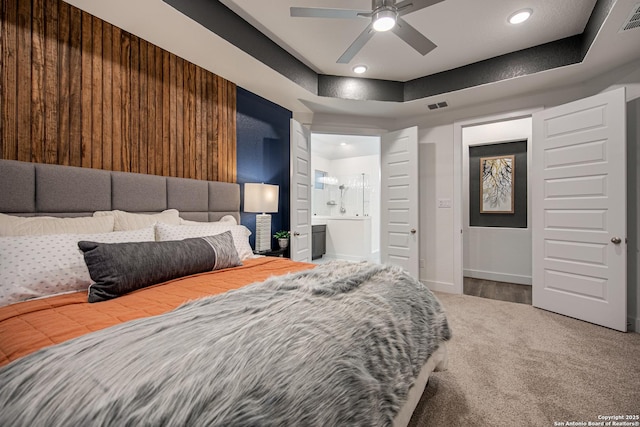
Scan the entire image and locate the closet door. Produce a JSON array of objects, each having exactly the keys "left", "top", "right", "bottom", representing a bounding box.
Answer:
[
  {"left": 381, "top": 126, "right": 419, "bottom": 278},
  {"left": 289, "top": 119, "right": 312, "bottom": 262},
  {"left": 532, "top": 88, "right": 627, "bottom": 331}
]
